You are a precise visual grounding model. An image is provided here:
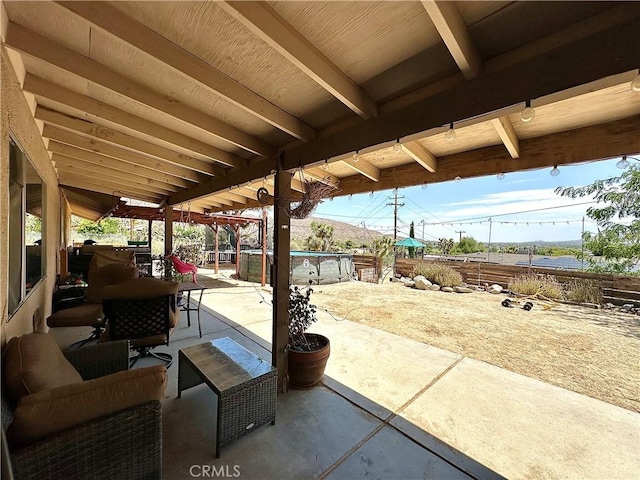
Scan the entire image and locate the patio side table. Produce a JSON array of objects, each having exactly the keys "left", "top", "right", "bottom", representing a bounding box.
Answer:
[{"left": 177, "top": 337, "right": 277, "bottom": 457}]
